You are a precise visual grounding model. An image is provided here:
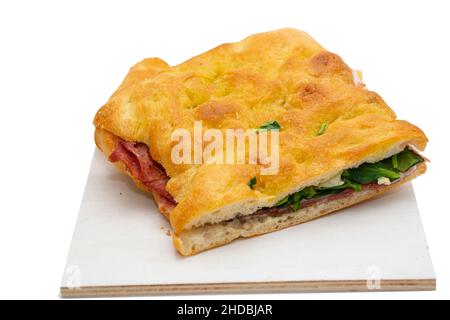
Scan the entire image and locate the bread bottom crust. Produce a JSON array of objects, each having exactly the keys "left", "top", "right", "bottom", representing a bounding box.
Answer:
[{"left": 173, "top": 162, "right": 427, "bottom": 256}]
